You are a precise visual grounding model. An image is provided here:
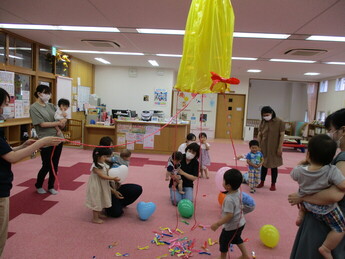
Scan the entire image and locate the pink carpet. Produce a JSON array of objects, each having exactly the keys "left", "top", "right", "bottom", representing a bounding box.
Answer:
[{"left": 2, "top": 140, "right": 307, "bottom": 259}]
